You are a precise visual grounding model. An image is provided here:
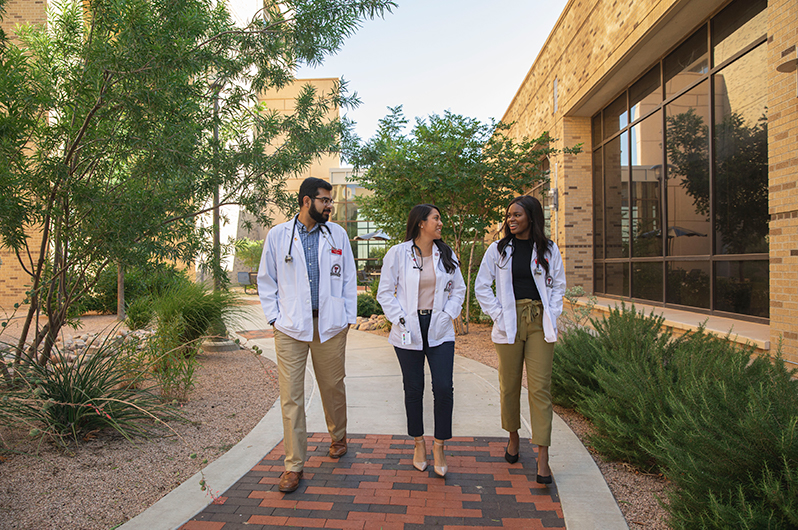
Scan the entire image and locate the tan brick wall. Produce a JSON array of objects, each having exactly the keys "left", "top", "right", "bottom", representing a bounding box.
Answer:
[
  {"left": 1, "top": 0, "right": 47, "bottom": 41},
  {"left": 502, "top": 0, "right": 798, "bottom": 362},
  {"left": 1, "top": 1, "right": 47, "bottom": 311},
  {"left": 767, "top": 0, "right": 798, "bottom": 363}
]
